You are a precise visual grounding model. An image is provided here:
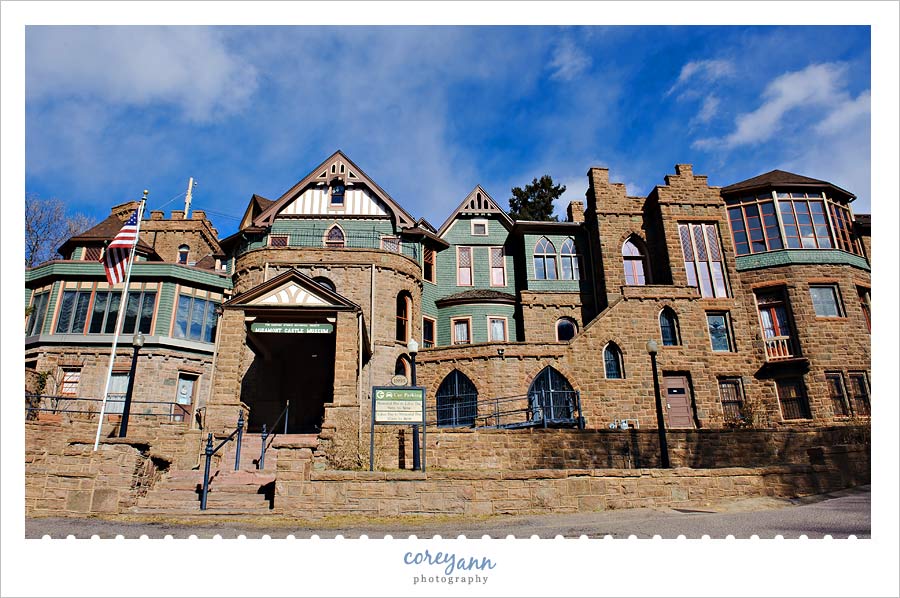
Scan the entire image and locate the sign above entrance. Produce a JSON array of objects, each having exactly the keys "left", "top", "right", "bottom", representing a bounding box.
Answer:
[{"left": 250, "top": 322, "right": 334, "bottom": 334}]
